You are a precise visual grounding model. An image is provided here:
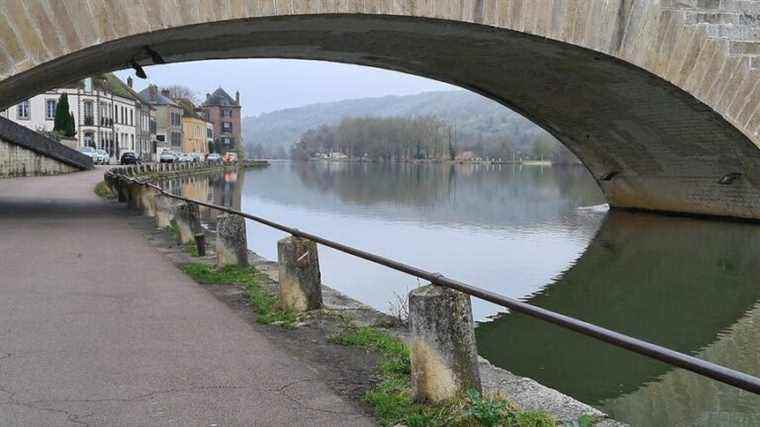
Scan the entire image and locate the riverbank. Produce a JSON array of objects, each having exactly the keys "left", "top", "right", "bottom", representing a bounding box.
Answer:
[{"left": 110, "top": 164, "right": 622, "bottom": 426}]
